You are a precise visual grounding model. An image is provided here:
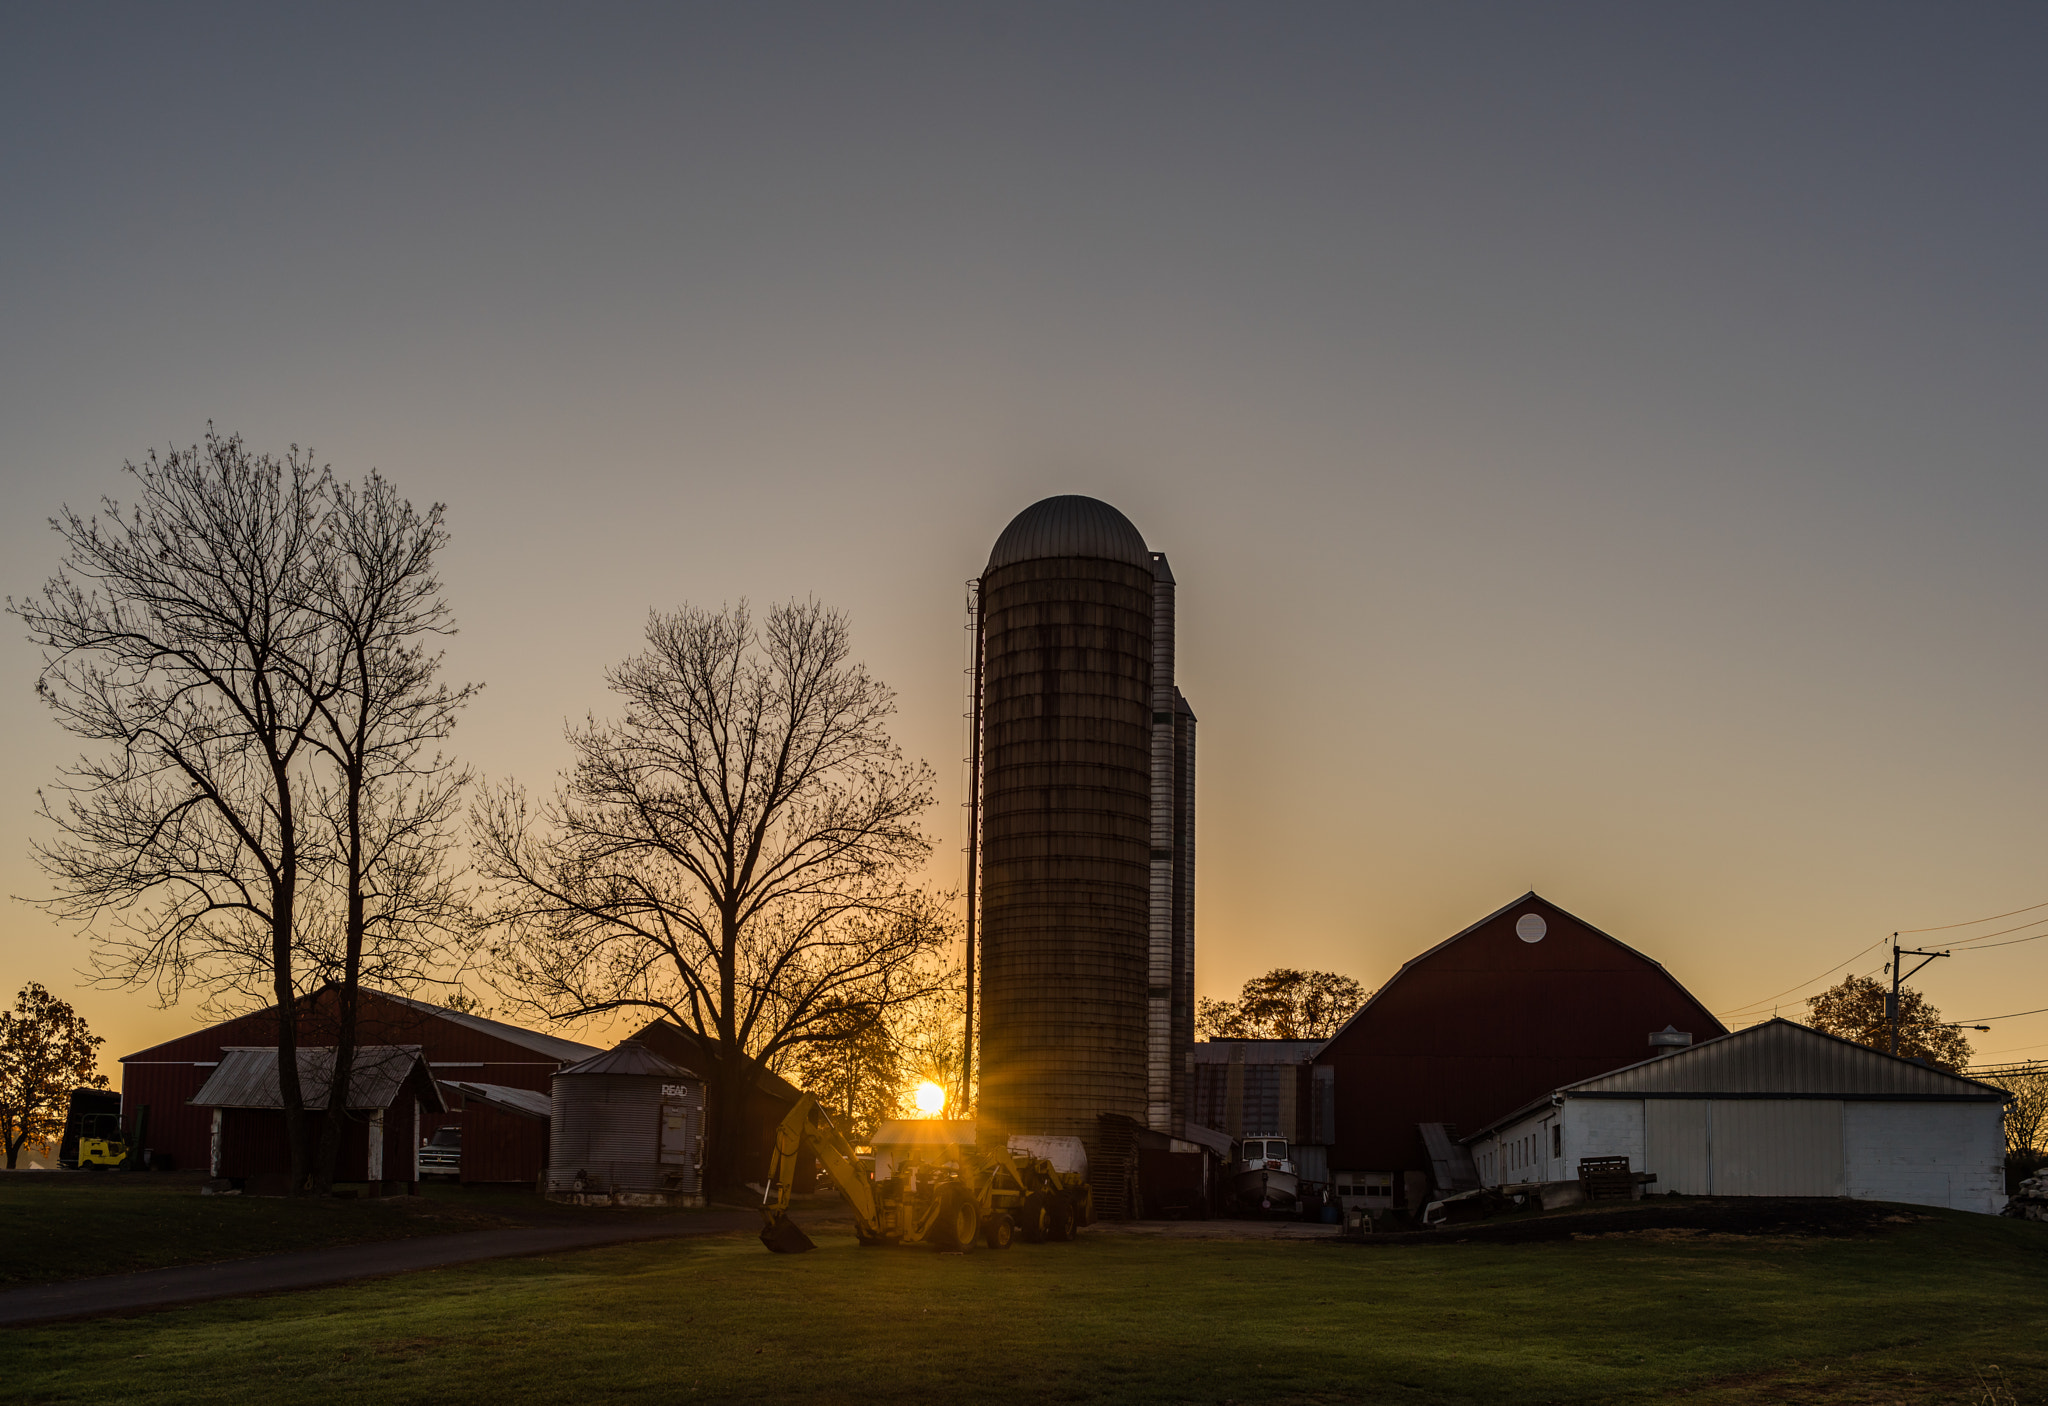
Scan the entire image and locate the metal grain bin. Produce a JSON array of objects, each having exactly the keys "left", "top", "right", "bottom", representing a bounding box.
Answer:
[
  {"left": 977, "top": 495, "right": 1194, "bottom": 1151},
  {"left": 546, "top": 1042, "right": 704, "bottom": 1206}
]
